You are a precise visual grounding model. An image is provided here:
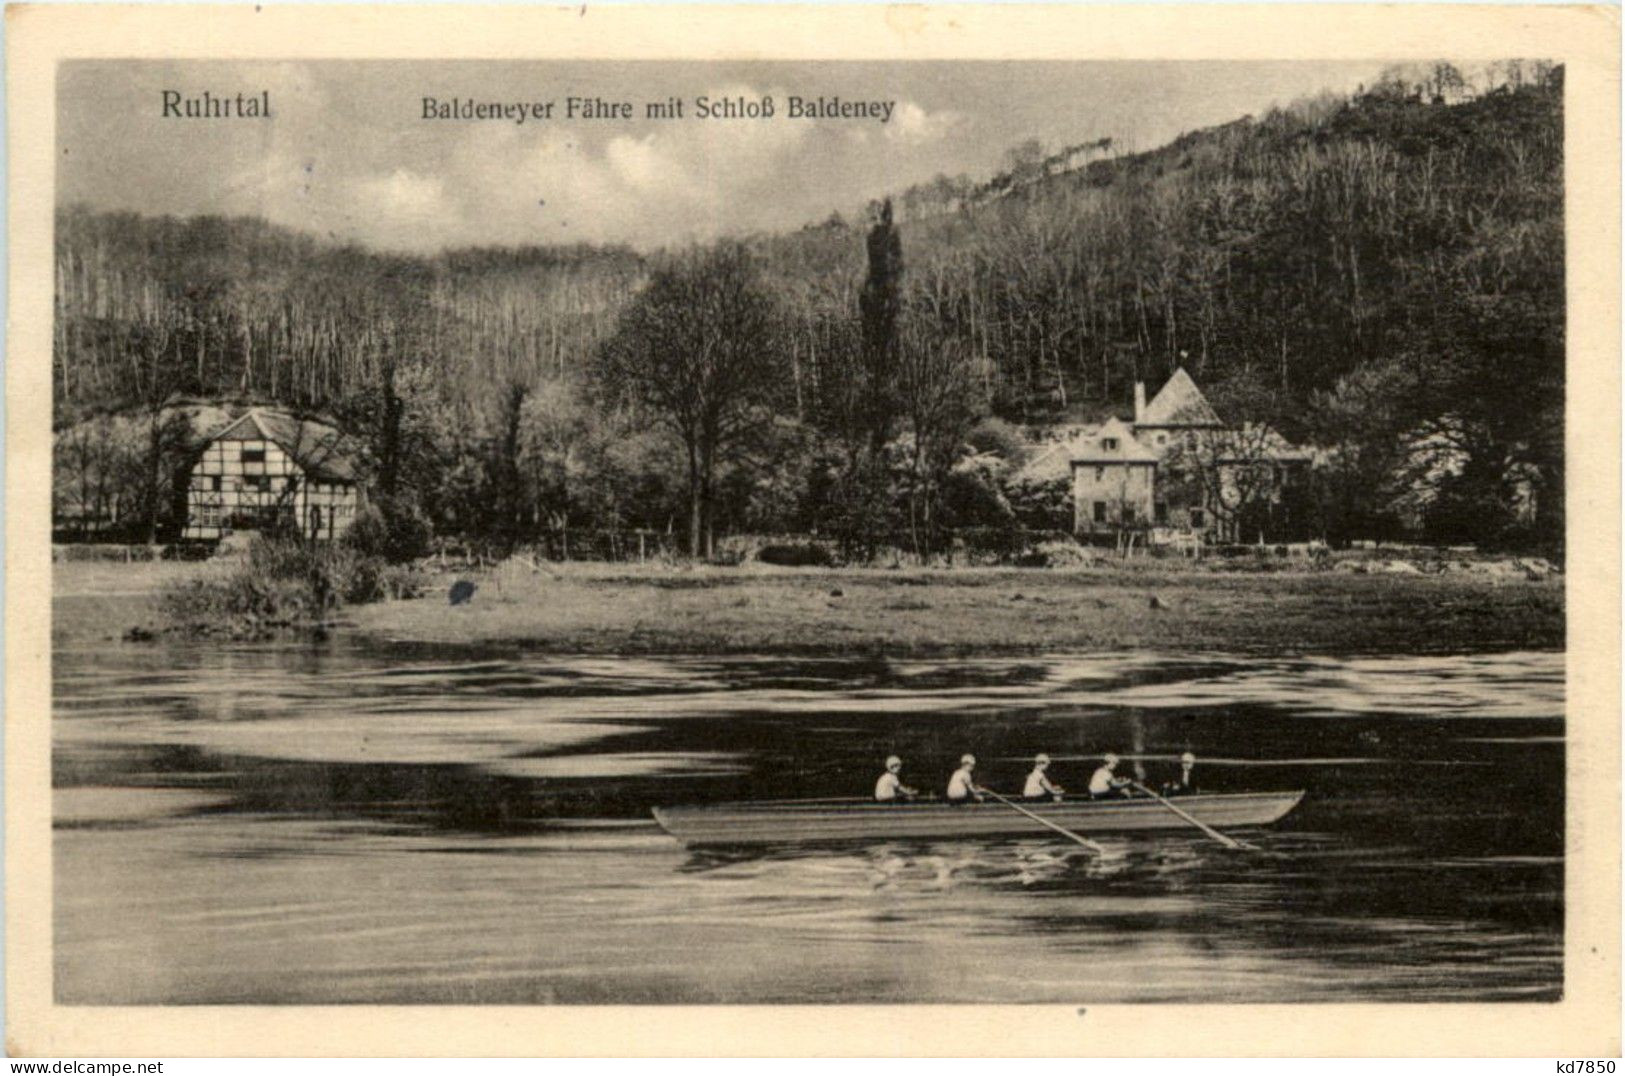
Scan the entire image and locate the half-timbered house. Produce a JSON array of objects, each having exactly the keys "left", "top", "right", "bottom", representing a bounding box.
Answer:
[{"left": 180, "top": 409, "right": 364, "bottom": 542}]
